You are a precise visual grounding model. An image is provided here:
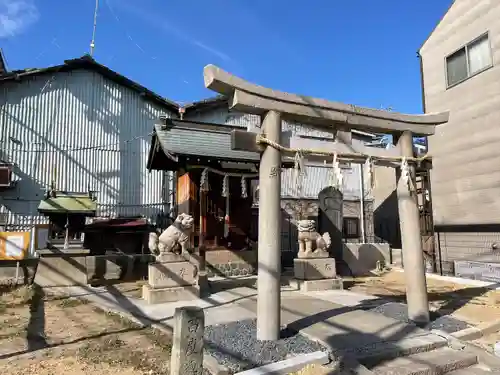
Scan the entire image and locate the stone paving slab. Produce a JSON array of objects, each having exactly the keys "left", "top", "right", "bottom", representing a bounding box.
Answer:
[
  {"left": 303, "top": 289, "right": 383, "bottom": 307},
  {"left": 236, "top": 294, "right": 448, "bottom": 359}
]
